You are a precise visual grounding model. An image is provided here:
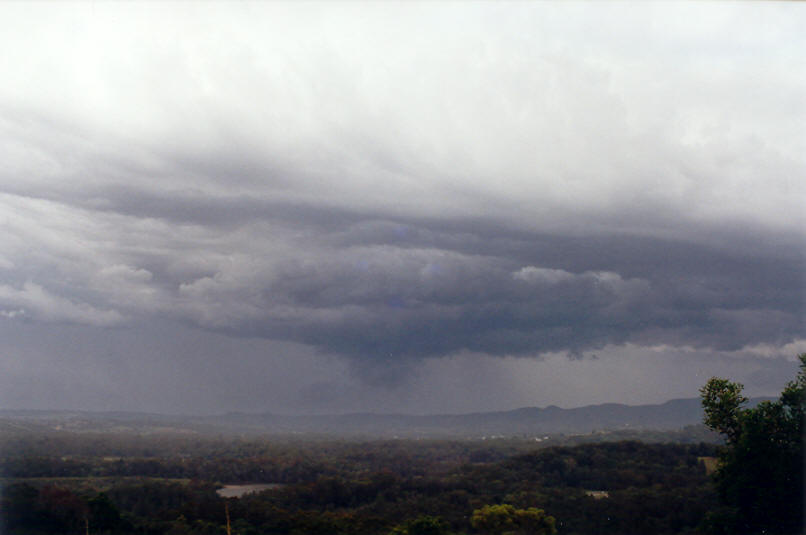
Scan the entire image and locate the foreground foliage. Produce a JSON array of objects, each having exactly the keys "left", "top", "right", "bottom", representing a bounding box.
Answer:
[
  {"left": 471, "top": 504, "right": 556, "bottom": 535},
  {"left": 700, "top": 354, "right": 805, "bottom": 535}
]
